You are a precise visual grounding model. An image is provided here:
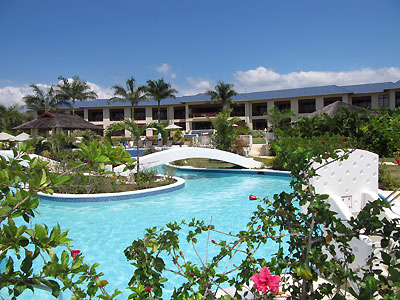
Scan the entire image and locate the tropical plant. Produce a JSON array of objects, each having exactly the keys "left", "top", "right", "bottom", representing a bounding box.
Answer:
[
  {"left": 206, "top": 81, "right": 237, "bottom": 113},
  {"left": 264, "top": 105, "right": 295, "bottom": 133},
  {"left": 211, "top": 109, "right": 241, "bottom": 151},
  {"left": 106, "top": 120, "right": 148, "bottom": 174},
  {"left": 56, "top": 76, "right": 97, "bottom": 114},
  {"left": 23, "top": 84, "right": 64, "bottom": 112},
  {"left": 0, "top": 104, "right": 28, "bottom": 132},
  {"left": 0, "top": 143, "right": 133, "bottom": 299},
  {"left": 146, "top": 79, "right": 177, "bottom": 123},
  {"left": 108, "top": 77, "right": 147, "bottom": 120}
]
